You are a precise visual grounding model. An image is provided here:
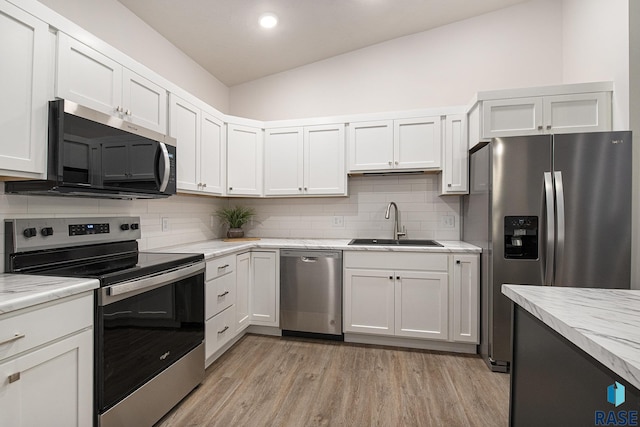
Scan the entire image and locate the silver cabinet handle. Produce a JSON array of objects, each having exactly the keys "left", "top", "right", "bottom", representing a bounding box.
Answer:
[
  {"left": 217, "top": 264, "right": 229, "bottom": 270},
  {"left": 218, "top": 326, "right": 229, "bottom": 334},
  {"left": 8, "top": 373, "right": 20, "bottom": 383},
  {"left": 126, "top": 109, "right": 132, "bottom": 116},
  {"left": 218, "top": 290, "right": 230, "bottom": 298},
  {"left": 0, "top": 333, "right": 25, "bottom": 346},
  {"left": 116, "top": 106, "right": 124, "bottom": 113}
]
